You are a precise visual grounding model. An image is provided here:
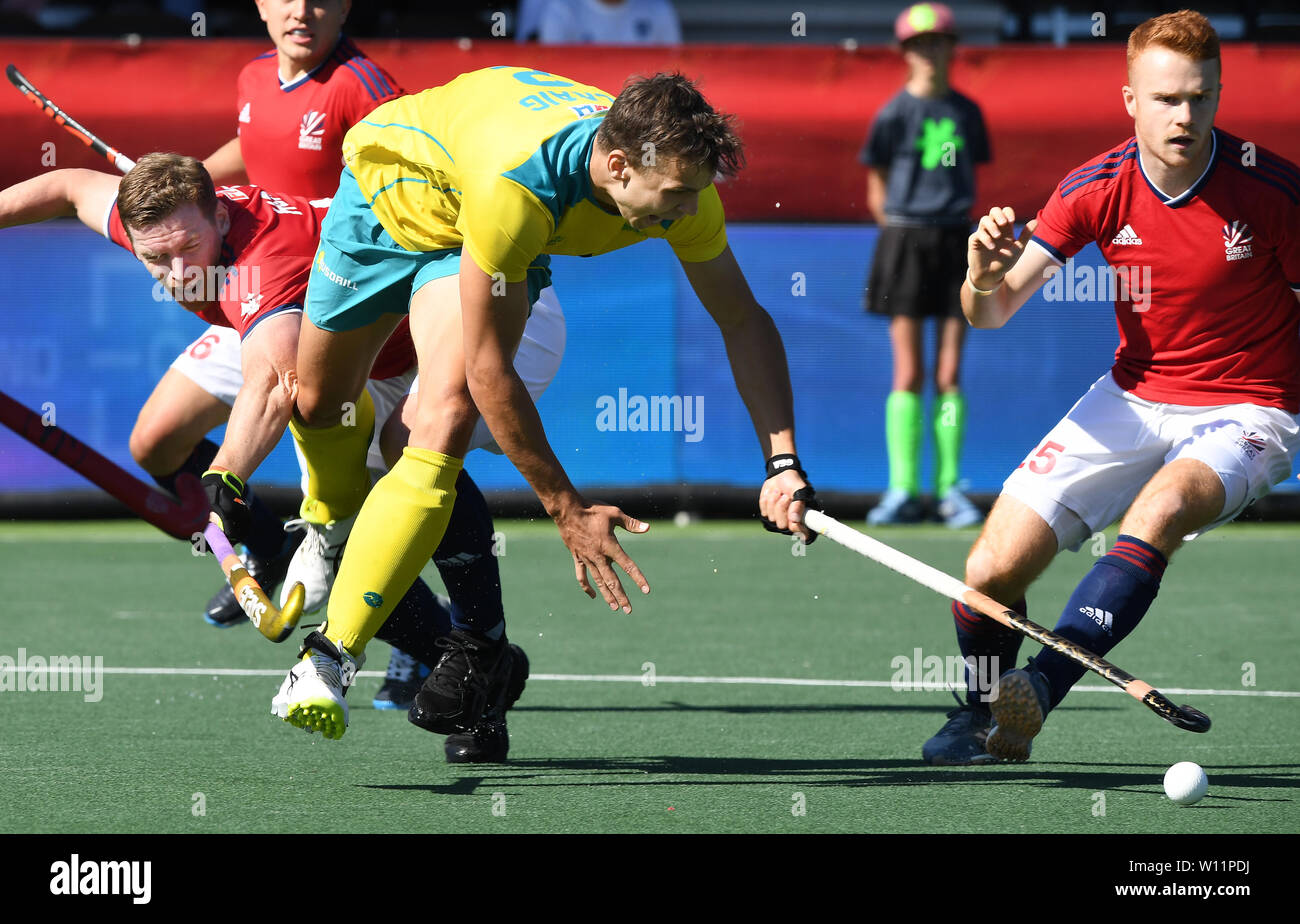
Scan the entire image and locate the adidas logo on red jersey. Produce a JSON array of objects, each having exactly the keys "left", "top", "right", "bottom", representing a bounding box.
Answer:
[{"left": 1111, "top": 224, "right": 1142, "bottom": 245}]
